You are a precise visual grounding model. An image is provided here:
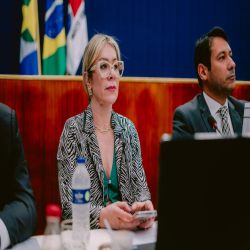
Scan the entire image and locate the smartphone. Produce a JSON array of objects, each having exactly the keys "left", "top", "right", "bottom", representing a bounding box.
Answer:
[{"left": 133, "top": 210, "right": 157, "bottom": 221}]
